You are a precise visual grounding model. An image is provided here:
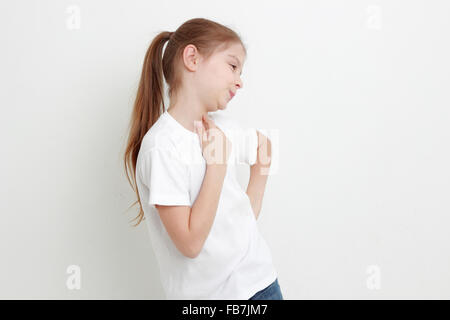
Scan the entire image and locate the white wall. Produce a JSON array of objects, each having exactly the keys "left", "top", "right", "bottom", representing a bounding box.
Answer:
[{"left": 1, "top": 0, "right": 449, "bottom": 299}]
